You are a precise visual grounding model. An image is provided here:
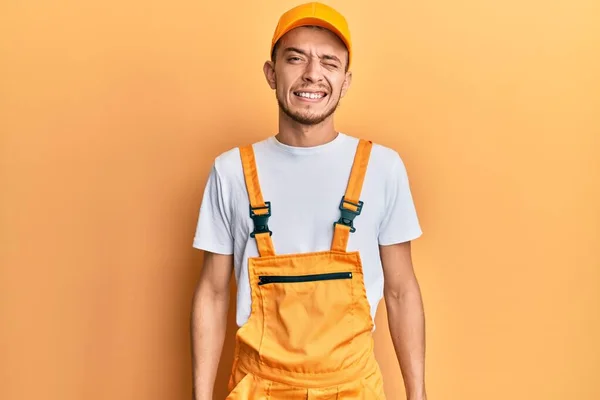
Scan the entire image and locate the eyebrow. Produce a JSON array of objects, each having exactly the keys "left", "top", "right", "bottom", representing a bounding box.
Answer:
[{"left": 283, "top": 47, "right": 342, "bottom": 64}]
